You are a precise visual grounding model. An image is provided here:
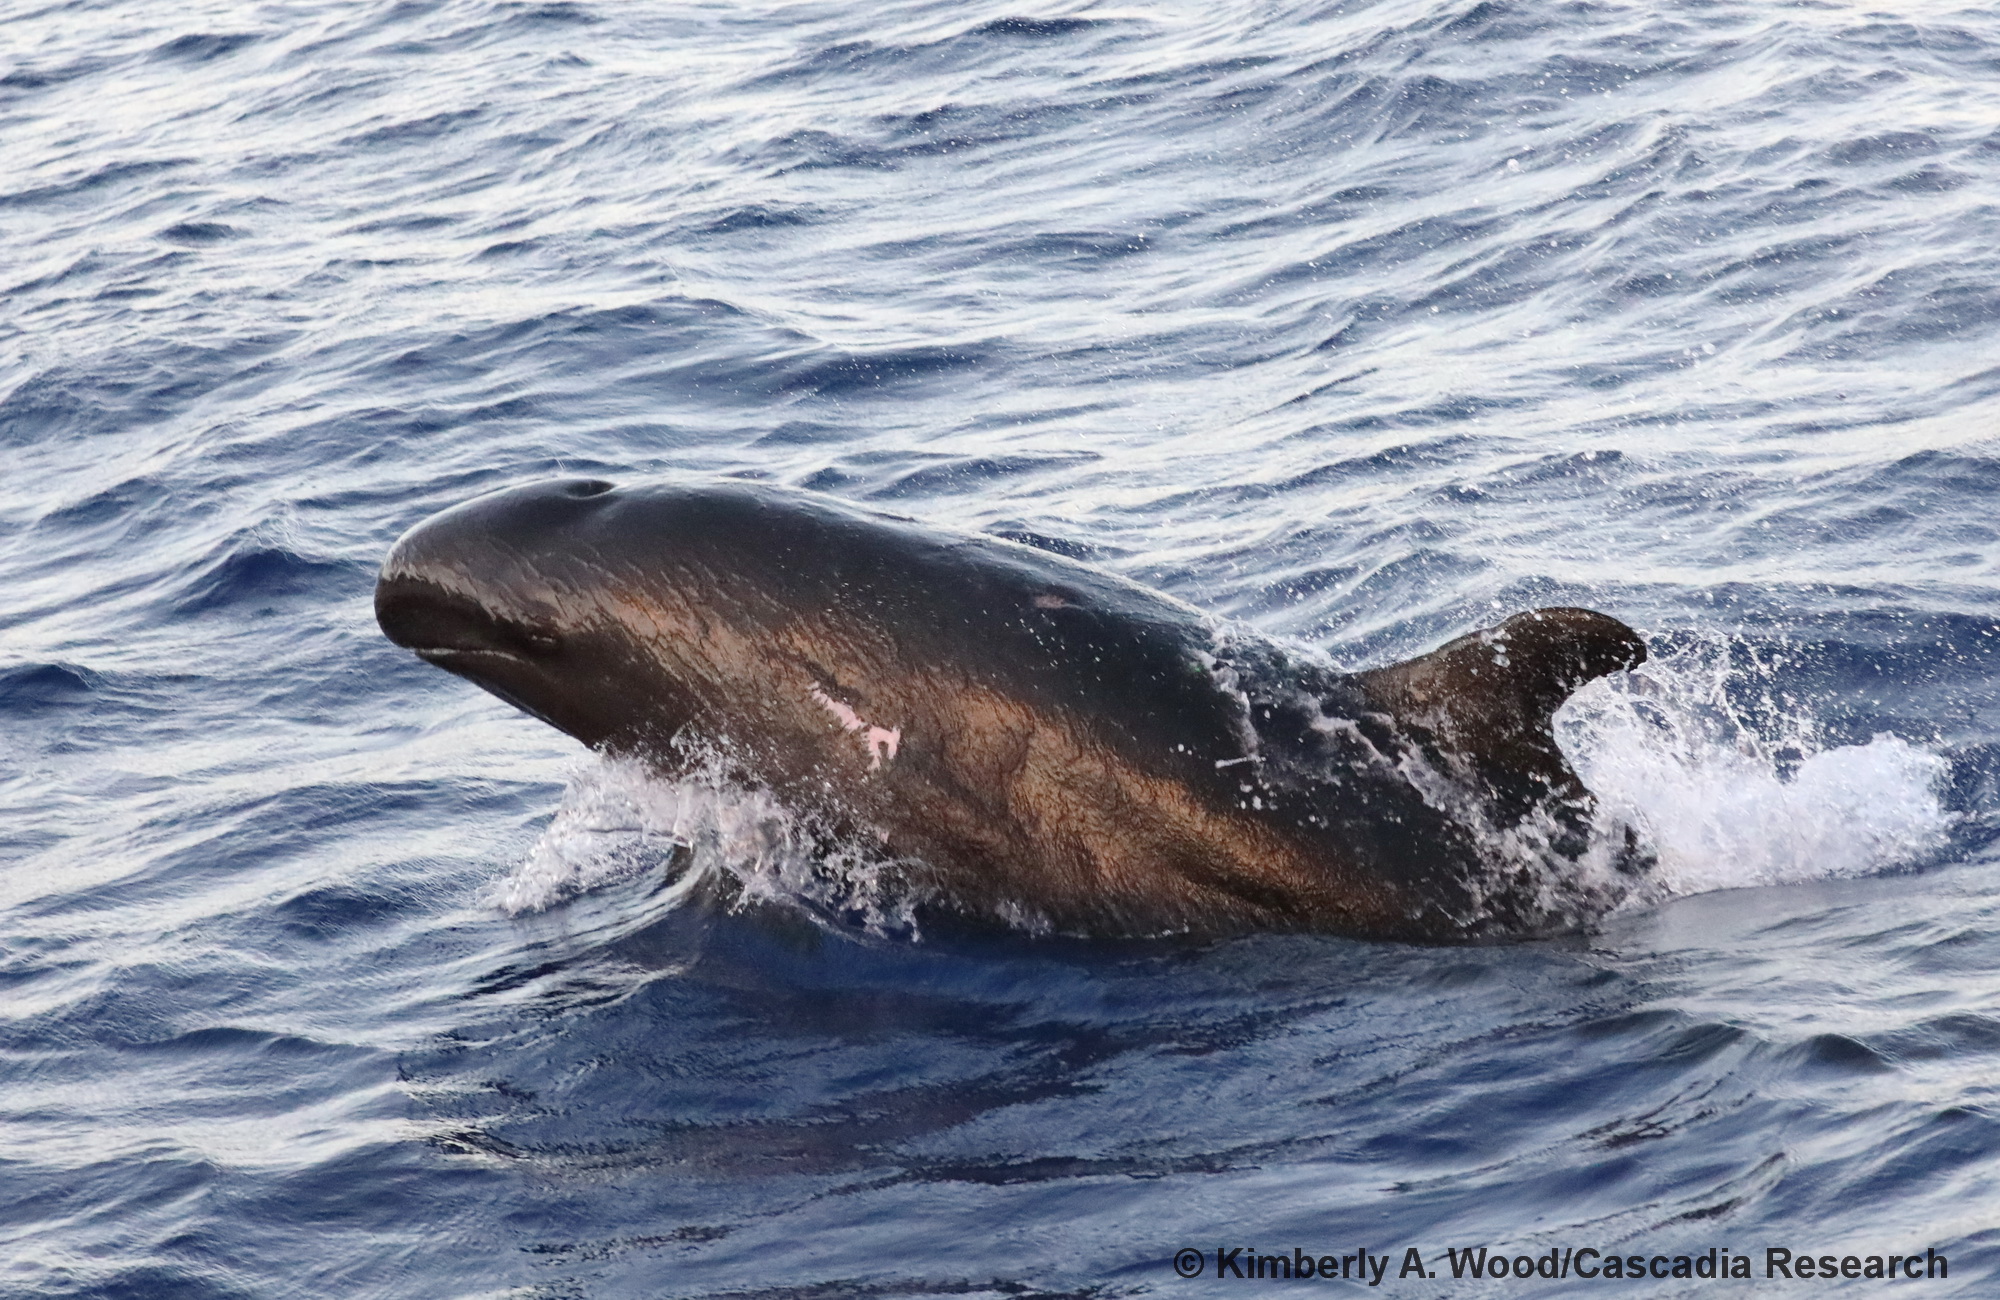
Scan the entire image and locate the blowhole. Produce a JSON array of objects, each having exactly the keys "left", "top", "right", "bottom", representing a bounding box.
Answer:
[{"left": 565, "top": 479, "right": 616, "bottom": 498}]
